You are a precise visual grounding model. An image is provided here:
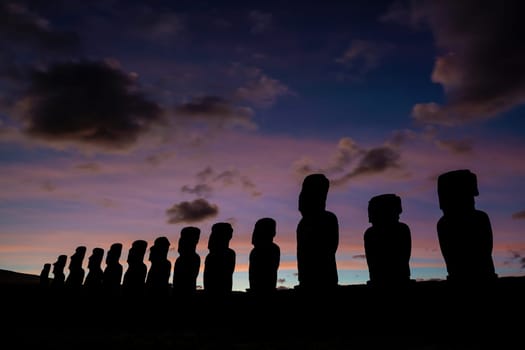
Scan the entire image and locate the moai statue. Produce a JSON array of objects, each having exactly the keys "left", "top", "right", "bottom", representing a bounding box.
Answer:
[
  {"left": 364, "top": 194, "right": 412, "bottom": 287},
  {"left": 296, "top": 174, "right": 339, "bottom": 292},
  {"left": 103, "top": 243, "right": 123, "bottom": 295},
  {"left": 203, "top": 222, "right": 236, "bottom": 296},
  {"left": 84, "top": 247, "right": 105, "bottom": 292},
  {"left": 65, "top": 246, "right": 87, "bottom": 289},
  {"left": 51, "top": 255, "right": 67, "bottom": 289},
  {"left": 173, "top": 227, "right": 201, "bottom": 297},
  {"left": 248, "top": 217, "right": 280, "bottom": 295},
  {"left": 122, "top": 240, "right": 148, "bottom": 297},
  {"left": 437, "top": 169, "right": 497, "bottom": 284},
  {"left": 145, "top": 236, "right": 172, "bottom": 297},
  {"left": 39, "top": 263, "right": 51, "bottom": 289}
]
